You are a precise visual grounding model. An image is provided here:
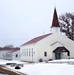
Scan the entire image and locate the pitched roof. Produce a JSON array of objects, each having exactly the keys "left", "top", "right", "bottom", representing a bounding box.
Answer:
[
  {"left": 51, "top": 8, "right": 60, "bottom": 27},
  {"left": 6, "top": 50, "right": 20, "bottom": 54},
  {"left": 21, "top": 33, "right": 52, "bottom": 46}
]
